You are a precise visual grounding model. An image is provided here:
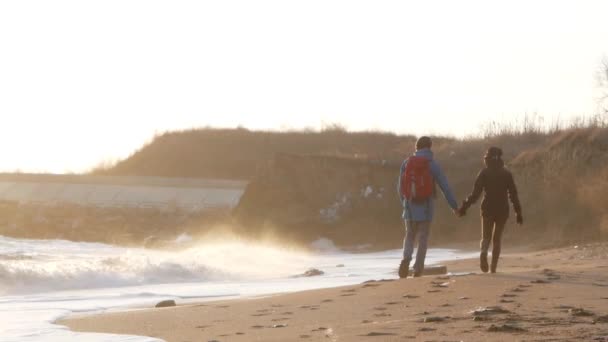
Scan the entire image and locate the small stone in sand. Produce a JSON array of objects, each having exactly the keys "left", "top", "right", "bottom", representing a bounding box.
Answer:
[
  {"left": 362, "top": 283, "right": 381, "bottom": 288},
  {"left": 432, "top": 282, "right": 450, "bottom": 288},
  {"left": 272, "top": 324, "right": 288, "bottom": 328},
  {"left": 471, "top": 306, "right": 510, "bottom": 316},
  {"left": 155, "top": 300, "right": 176, "bottom": 308}
]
